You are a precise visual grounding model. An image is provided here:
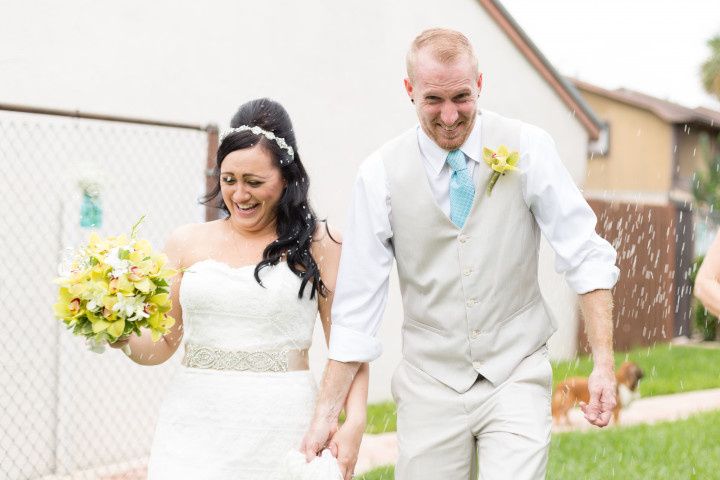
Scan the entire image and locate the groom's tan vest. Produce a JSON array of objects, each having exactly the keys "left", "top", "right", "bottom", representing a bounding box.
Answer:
[{"left": 383, "top": 110, "right": 557, "bottom": 393}]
